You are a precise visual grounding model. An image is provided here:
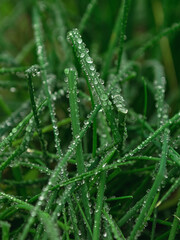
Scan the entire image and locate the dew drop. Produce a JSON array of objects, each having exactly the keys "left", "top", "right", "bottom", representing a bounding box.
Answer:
[{"left": 86, "top": 57, "right": 93, "bottom": 64}]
